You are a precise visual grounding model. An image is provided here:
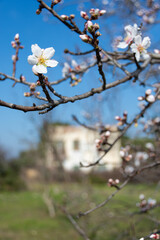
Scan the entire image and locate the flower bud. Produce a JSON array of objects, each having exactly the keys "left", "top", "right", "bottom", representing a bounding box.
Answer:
[
  {"left": 12, "top": 55, "right": 16, "bottom": 62},
  {"left": 70, "top": 14, "right": 75, "bottom": 19},
  {"left": 30, "top": 83, "right": 36, "bottom": 91},
  {"left": 79, "top": 34, "right": 92, "bottom": 43},
  {"left": 137, "top": 96, "right": 144, "bottom": 101},
  {"left": 95, "top": 31, "right": 102, "bottom": 37},
  {"left": 105, "top": 131, "right": 110, "bottom": 137},
  {"left": 146, "top": 95, "right": 155, "bottom": 103},
  {"left": 61, "top": 15, "right": 69, "bottom": 20},
  {"left": 36, "top": 9, "right": 41, "bottom": 15},
  {"left": 150, "top": 234, "right": 160, "bottom": 239},
  {"left": 80, "top": 11, "right": 89, "bottom": 20},
  {"left": 115, "top": 116, "right": 121, "bottom": 121},
  {"left": 120, "top": 150, "right": 125, "bottom": 157},
  {"left": 115, "top": 179, "right": 120, "bottom": 184},
  {"left": 99, "top": 10, "right": 106, "bottom": 16},
  {"left": 35, "top": 91, "right": 40, "bottom": 96},
  {"left": 14, "top": 33, "right": 19, "bottom": 42},
  {"left": 11, "top": 41, "right": 16, "bottom": 48},
  {"left": 95, "top": 139, "right": 101, "bottom": 144},
  {"left": 54, "top": 0, "right": 62, "bottom": 3},
  {"left": 108, "top": 178, "right": 113, "bottom": 184},
  {"left": 90, "top": 8, "right": 100, "bottom": 19},
  {"left": 20, "top": 75, "right": 26, "bottom": 82},
  {"left": 24, "top": 92, "right": 31, "bottom": 97},
  {"left": 123, "top": 111, "right": 128, "bottom": 117},
  {"left": 94, "top": 23, "right": 100, "bottom": 31},
  {"left": 145, "top": 89, "right": 152, "bottom": 96},
  {"left": 85, "top": 21, "right": 93, "bottom": 33}
]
